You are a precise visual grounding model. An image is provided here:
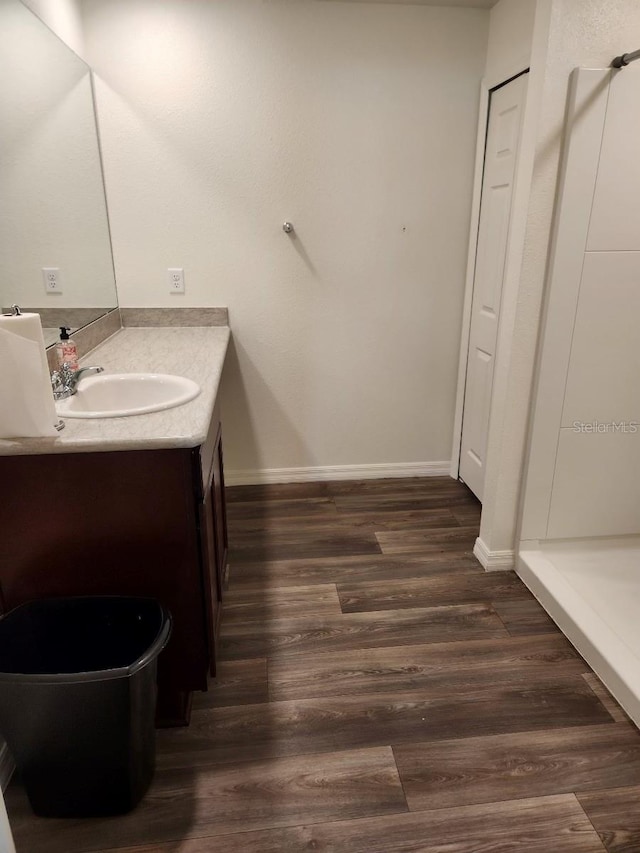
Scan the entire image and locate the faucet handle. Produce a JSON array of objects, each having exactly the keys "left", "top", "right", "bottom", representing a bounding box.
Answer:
[
  {"left": 59, "top": 362, "right": 74, "bottom": 386},
  {"left": 51, "top": 367, "right": 72, "bottom": 400}
]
